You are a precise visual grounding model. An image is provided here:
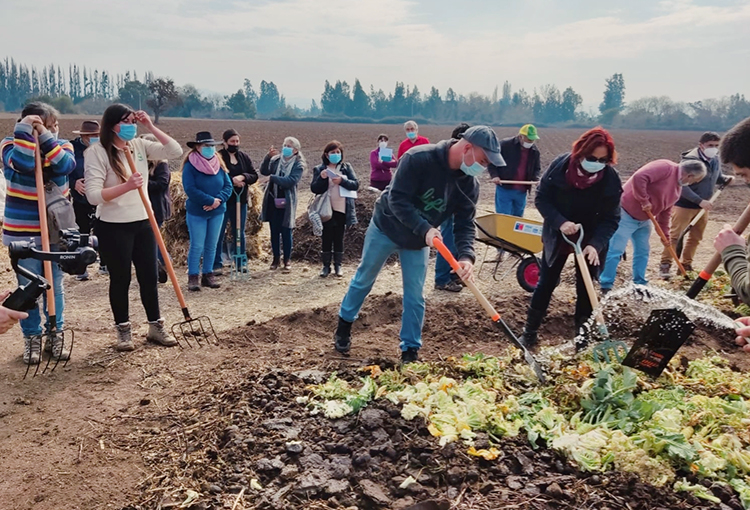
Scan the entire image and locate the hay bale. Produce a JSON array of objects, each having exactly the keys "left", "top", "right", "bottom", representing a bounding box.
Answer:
[
  {"left": 163, "top": 171, "right": 263, "bottom": 266},
  {"left": 292, "top": 187, "right": 382, "bottom": 263}
]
